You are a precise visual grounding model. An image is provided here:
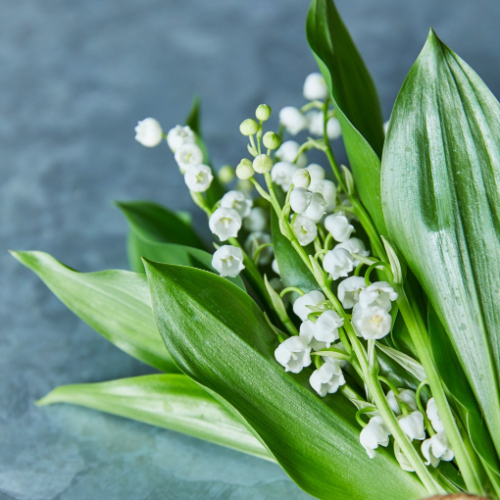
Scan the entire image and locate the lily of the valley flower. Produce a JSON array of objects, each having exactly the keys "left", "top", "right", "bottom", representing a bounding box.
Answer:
[
  {"left": 290, "top": 187, "right": 312, "bottom": 214},
  {"left": 335, "top": 238, "right": 370, "bottom": 266},
  {"left": 310, "top": 179, "right": 337, "bottom": 211},
  {"left": 293, "top": 215, "right": 317, "bottom": 246},
  {"left": 310, "top": 360, "right": 346, "bottom": 397},
  {"left": 166, "top": 124, "right": 195, "bottom": 152},
  {"left": 220, "top": 190, "right": 253, "bottom": 218},
  {"left": 307, "top": 111, "right": 342, "bottom": 140},
  {"left": 421, "top": 432, "right": 454, "bottom": 467},
  {"left": 175, "top": 143, "right": 204, "bottom": 173},
  {"left": 275, "top": 140, "right": 307, "bottom": 168},
  {"left": 360, "top": 415, "right": 391, "bottom": 459},
  {"left": 337, "top": 276, "right": 366, "bottom": 309},
  {"left": 279, "top": 106, "right": 308, "bottom": 136},
  {"left": 184, "top": 164, "right": 213, "bottom": 192},
  {"left": 325, "top": 213, "right": 355, "bottom": 242},
  {"left": 274, "top": 336, "right": 312, "bottom": 373},
  {"left": 386, "top": 389, "right": 418, "bottom": 416},
  {"left": 323, "top": 248, "right": 354, "bottom": 280},
  {"left": 135, "top": 118, "right": 164, "bottom": 147},
  {"left": 305, "top": 163, "right": 325, "bottom": 186},
  {"left": 299, "top": 320, "right": 327, "bottom": 351},
  {"left": 314, "top": 310, "right": 344, "bottom": 346},
  {"left": 271, "top": 161, "right": 299, "bottom": 191},
  {"left": 304, "top": 192, "right": 327, "bottom": 222},
  {"left": 243, "top": 207, "right": 268, "bottom": 232},
  {"left": 293, "top": 290, "right": 326, "bottom": 321},
  {"left": 212, "top": 245, "right": 245, "bottom": 278},
  {"left": 303, "top": 72, "right": 328, "bottom": 101},
  {"left": 352, "top": 304, "right": 392, "bottom": 340},
  {"left": 359, "top": 281, "right": 398, "bottom": 311},
  {"left": 426, "top": 398, "right": 445, "bottom": 433},
  {"left": 398, "top": 411, "right": 426, "bottom": 441},
  {"left": 291, "top": 168, "right": 311, "bottom": 189},
  {"left": 209, "top": 207, "right": 242, "bottom": 241}
]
